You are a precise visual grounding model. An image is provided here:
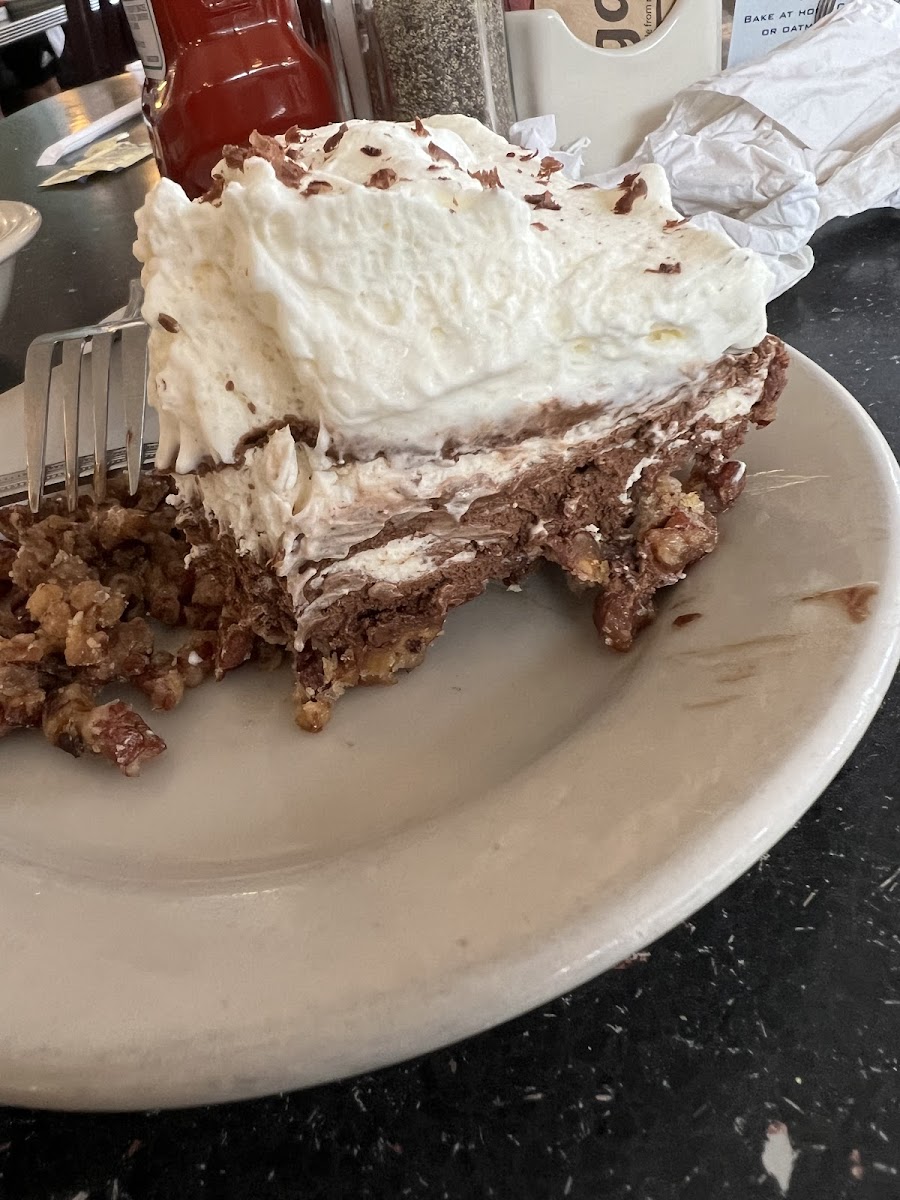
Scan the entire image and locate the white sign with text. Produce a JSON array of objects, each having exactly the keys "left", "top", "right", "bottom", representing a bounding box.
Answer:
[{"left": 728, "top": 0, "right": 841, "bottom": 66}]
